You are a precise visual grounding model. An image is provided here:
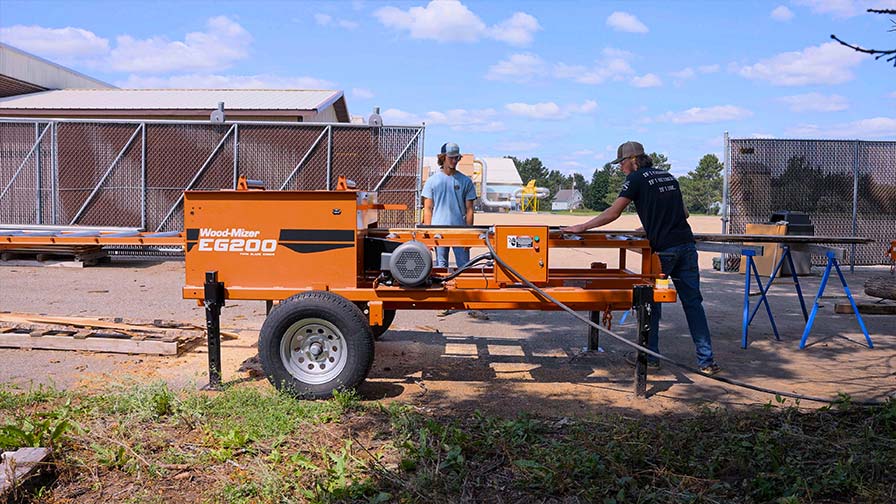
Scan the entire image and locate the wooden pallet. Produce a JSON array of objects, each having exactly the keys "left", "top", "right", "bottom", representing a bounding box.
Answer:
[{"left": 0, "top": 313, "right": 223, "bottom": 355}]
